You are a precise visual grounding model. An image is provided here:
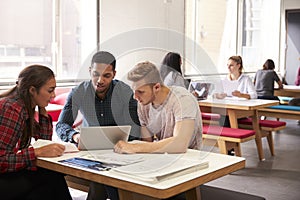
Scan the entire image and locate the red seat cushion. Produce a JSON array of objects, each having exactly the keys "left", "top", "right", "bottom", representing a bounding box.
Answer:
[
  {"left": 238, "top": 118, "right": 286, "bottom": 128},
  {"left": 202, "top": 125, "right": 255, "bottom": 139},
  {"left": 201, "top": 113, "right": 221, "bottom": 121}
]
